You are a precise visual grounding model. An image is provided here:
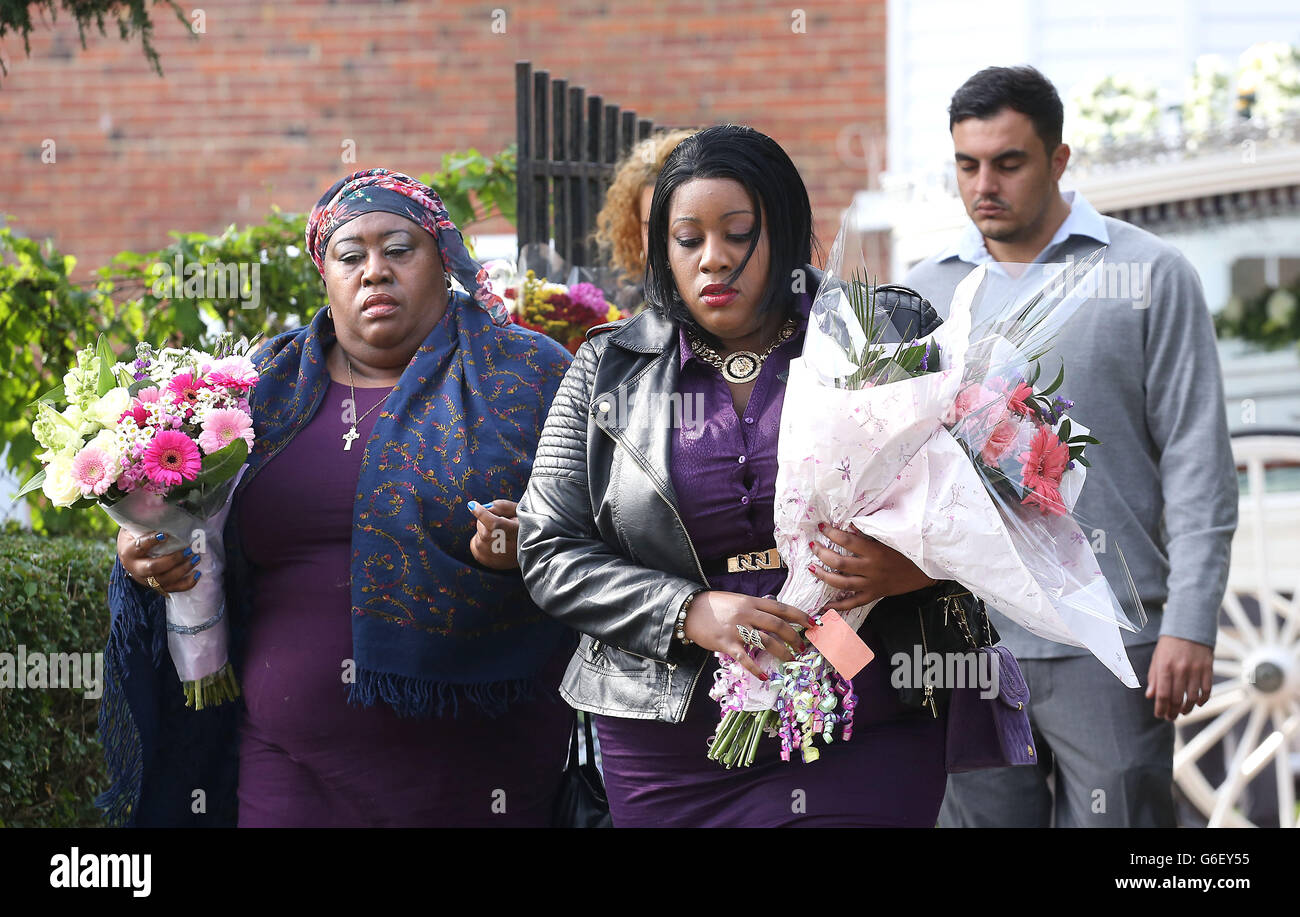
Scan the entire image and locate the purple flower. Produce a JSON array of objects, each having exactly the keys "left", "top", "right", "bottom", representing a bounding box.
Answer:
[{"left": 567, "top": 282, "right": 610, "bottom": 322}]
